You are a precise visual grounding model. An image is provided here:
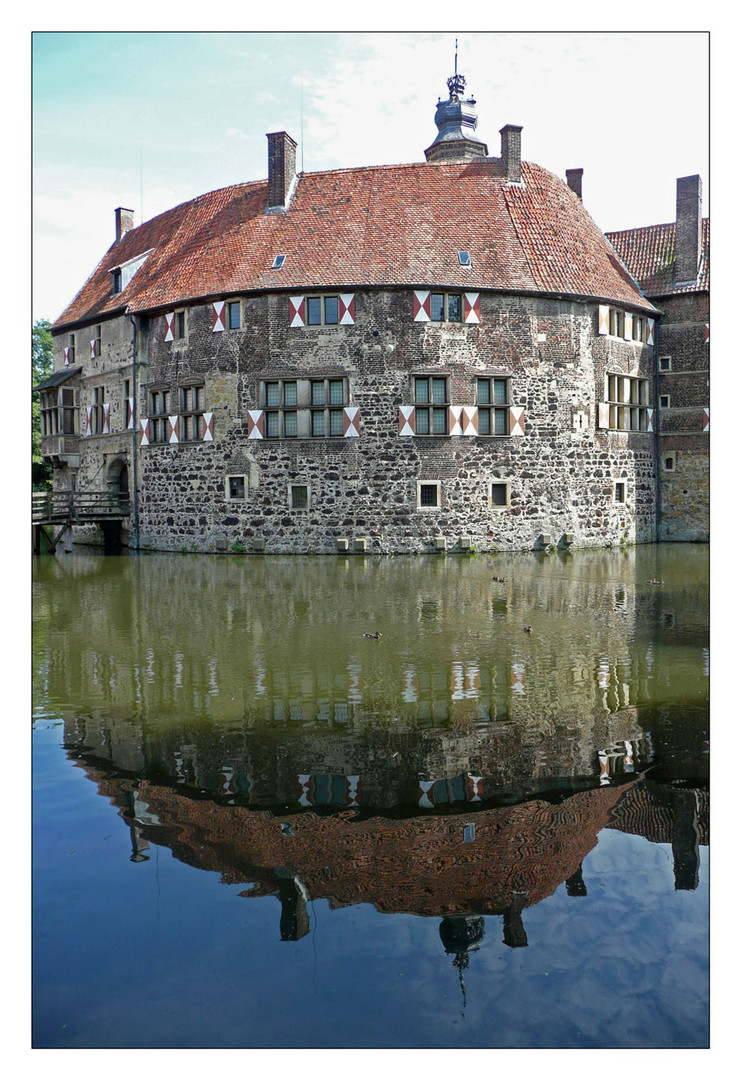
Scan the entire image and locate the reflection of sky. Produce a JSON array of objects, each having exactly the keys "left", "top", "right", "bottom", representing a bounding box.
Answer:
[{"left": 33, "top": 718, "right": 708, "bottom": 1049}]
